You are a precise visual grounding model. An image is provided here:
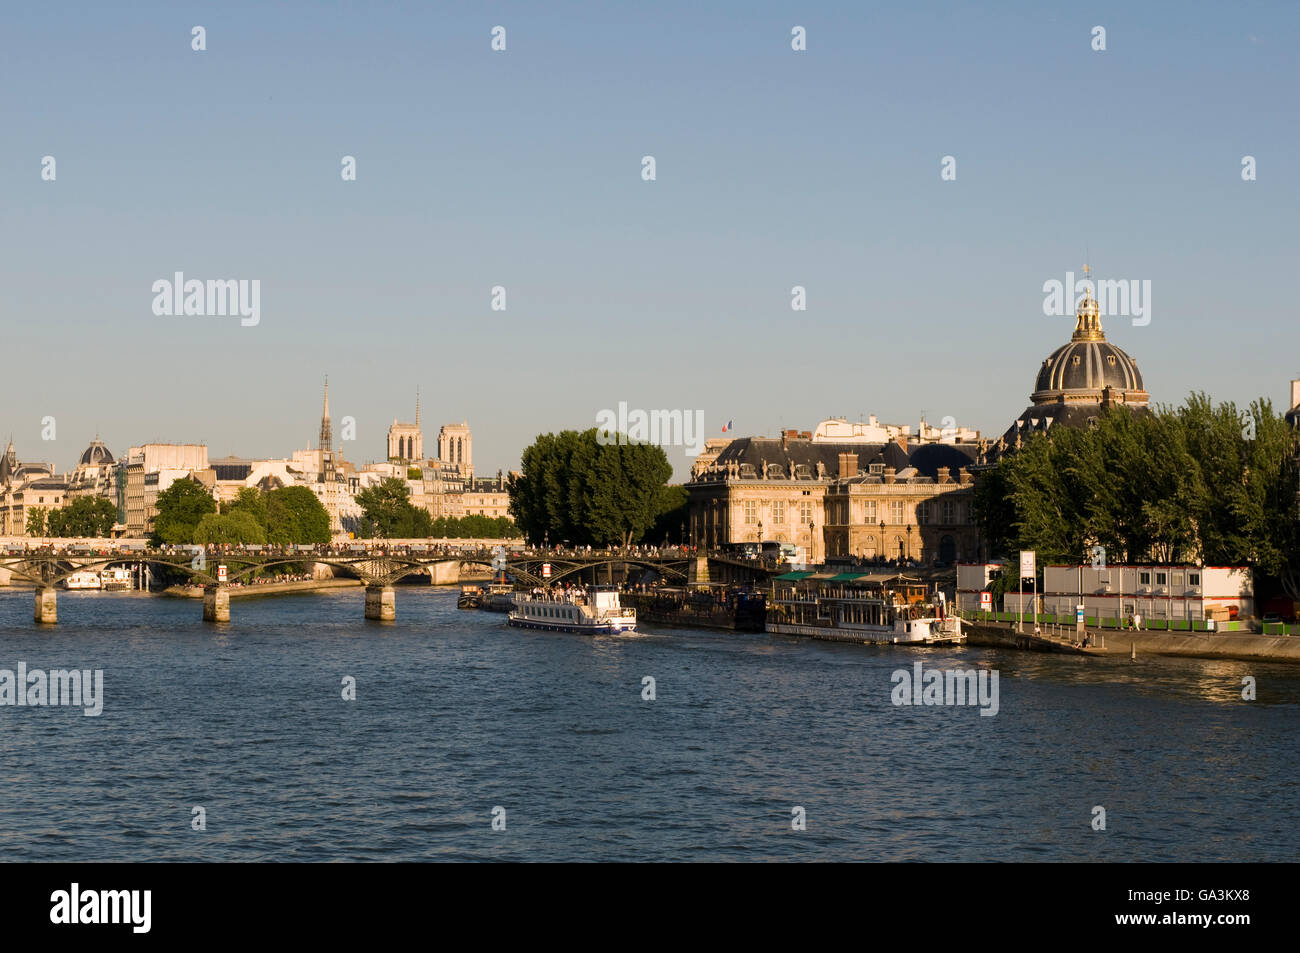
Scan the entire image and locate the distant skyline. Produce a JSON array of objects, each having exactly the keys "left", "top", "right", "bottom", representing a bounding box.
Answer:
[{"left": 3, "top": 1, "right": 1298, "bottom": 481}]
